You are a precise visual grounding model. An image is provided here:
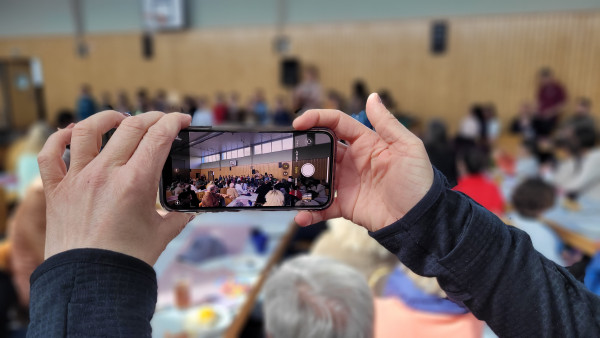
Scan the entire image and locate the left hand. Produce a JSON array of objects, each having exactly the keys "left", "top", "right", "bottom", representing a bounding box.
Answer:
[{"left": 38, "top": 111, "right": 194, "bottom": 265}]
